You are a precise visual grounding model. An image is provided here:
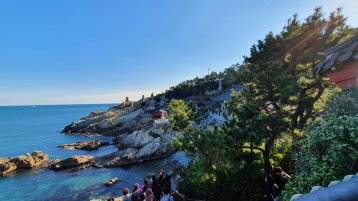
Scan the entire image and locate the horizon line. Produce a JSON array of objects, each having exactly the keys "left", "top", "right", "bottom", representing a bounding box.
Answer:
[{"left": 0, "top": 102, "right": 119, "bottom": 107}]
